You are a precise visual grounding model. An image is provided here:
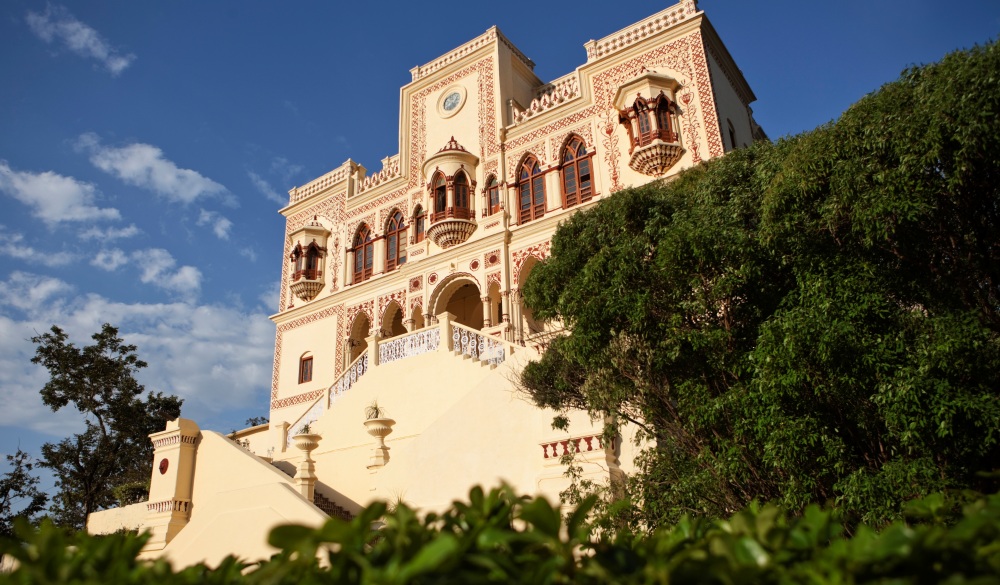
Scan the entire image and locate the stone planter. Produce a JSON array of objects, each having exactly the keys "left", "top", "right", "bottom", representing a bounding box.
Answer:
[
  {"left": 292, "top": 432, "right": 321, "bottom": 453},
  {"left": 292, "top": 433, "right": 322, "bottom": 501},
  {"left": 363, "top": 418, "right": 395, "bottom": 468}
]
